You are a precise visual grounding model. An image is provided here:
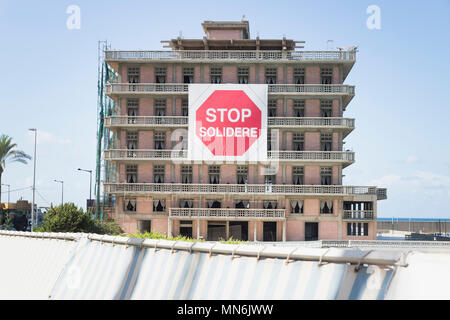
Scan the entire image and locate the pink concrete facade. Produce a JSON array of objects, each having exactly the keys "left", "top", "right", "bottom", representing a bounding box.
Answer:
[{"left": 105, "top": 21, "right": 379, "bottom": 241}]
